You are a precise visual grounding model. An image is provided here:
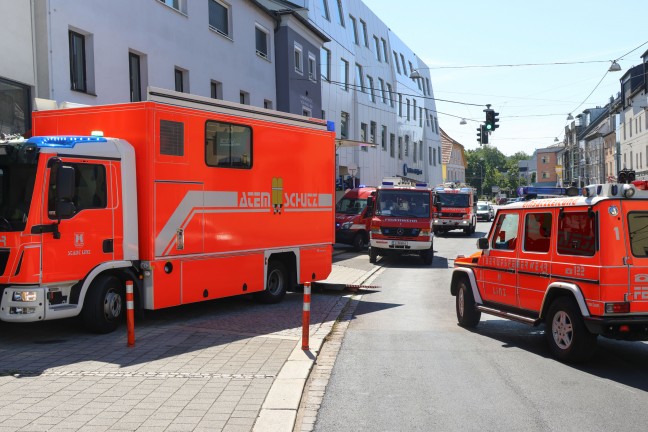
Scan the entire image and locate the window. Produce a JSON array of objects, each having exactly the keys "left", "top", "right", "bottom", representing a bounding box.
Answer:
[
  {"left": 294, "top": 44, "right": 303, "bottom": 74},
  {"left": 400, "top": 54, "right": 407, "bottom": 76},
  {"left": 367, "top": 76, "right": 375, "bottom": 102},
  {"left": 557, "top": 211, "right": 596, "bottom": 256},
  {"left": 523, "top": 213, "right": 552, "bottom": 253},
  {"left": 492, "top": 213, "right": 519, "bottom": 250},
  {"left": 381, "top": 39, "right": 389, "bottom": 64},
  {"left": 373, "top": 36, "right": 381, "bottom": 61},
  {"left": 174, "top": 68, "right": 185, "bottom": 92},
  {"left": 393, "top": 51, "right": 401, "bottom": 74},
  {"left": 340, "top": 59, "right": 349, "bottom": 91},
  {"left": 419, "top": 140, "right": 423, "bottom": 161},
  {"left": 413, "top": 141, "right": 417, "bottom": 162},
  {"left": 160, "top": 120, "right": 184, "bottom": 156},
  {"left": 0, "top": 77, "right": 31, "bottom": 136},
  {"left": 303, "top": 109, "right": 311, "bottom": 117},
  {"left": 340, "top": 111, "right": 349, "bottom": 138},
  {"left": 390, "top": 133, "right": 395, "bottom": 157},
  {"left": 69, "top": 30, "right": 87, "bottom": 92},
  {"left": 128, "top": 52, "right": 141, "bottom": 102},
  {"left": 438, "top": 146, "right": 441, "bottom": 164},
  {"left": 381, "top": 125, "right": 387, "bottom": 151},
  {"left": 159, "top": 0, "right": 186, "bottom": 13},
  {"left": 409, "top": 61, "right": 414, "bottom": 79},
  {"left": 48, "top": 163, "right": 107, "bottom": 219},
  {"left": 205, "top": 120, "right": 252, "bottom": 169},
  {"left": 379, "top": 78, "right": 386, "bottom": 104},
  {"left": 211, "top": 80, "right": 223, "bottom": 99},
  {"left": 264, "top": 99, "right": 272, "bottom": 109},
  {"left": 429, "top": 147, "right": 433, "bottom": 165},
  {"left": 335, "top": 0, "right": 345, "bottom": 26},
  {"left": 360, "top": 122, "right": 368, "bottom": 142},
  {"left": 360, "top": 19, "right": 368, "bottom": 47},
  {"left": 398, "top": 137, "right": 403, "bottom": 159},
  {"left": 542, "top": 172, "right": 549, "bottom": 179},
  {"left": 386, "top": 83, "right": 394, "bottom": 107},
  {"left": 255, "top": 25, "right": 269, "bottom": 59},
  {"left": 629, "top": 212, "right": 648, "bottom": 257},
  {"left": 406, "top": 99, "right": 410, "bottom": 120},
  {"left": 413, "top": 99, "right": 417, "bottom": 120},
  {"left": 209, "top": 0, "right": 230, "bottom": 37},
  {"left": 355, "top": 64, "right": 364, "bottom": 92},
  {"left": 419, "top": 108, "right": 423, "bottom": 127},
  {"left": 308, "top": 53, "right": 317, "bottom": 81},
  {"left": 349, "top": 15, "right": 359, "bottom": 45},
  {"left": 405, "top": 135, "right": 409, "bottom": 157},
  {"left": 320, "top": 0, "right": 330, "bottom": 20},
  {"left": 425, "top": 109, "right": 430, "bottom": 127},
  {"left": 398, "top": 93, "right": 402, "bottom": 117},
  {"left": 426, "top": 78, "right": 431, "bottom": 95},
  {"left": 321, "top": 47, "right": 331, "bottom": 81},
  {"left": 432, "top": 147, "right": 436, "bottom": 166},
  {"left": 370, "top": 121, "right": 376, "bottom": 144},
  {"left": 239, "top": 91, "right": 249, "bottom": 105}
]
